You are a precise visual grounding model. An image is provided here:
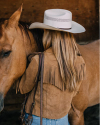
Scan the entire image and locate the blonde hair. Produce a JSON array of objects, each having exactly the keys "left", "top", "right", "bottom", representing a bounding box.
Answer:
[{"left": 43, "top": 30, "right": 85, "bottom": 91}]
